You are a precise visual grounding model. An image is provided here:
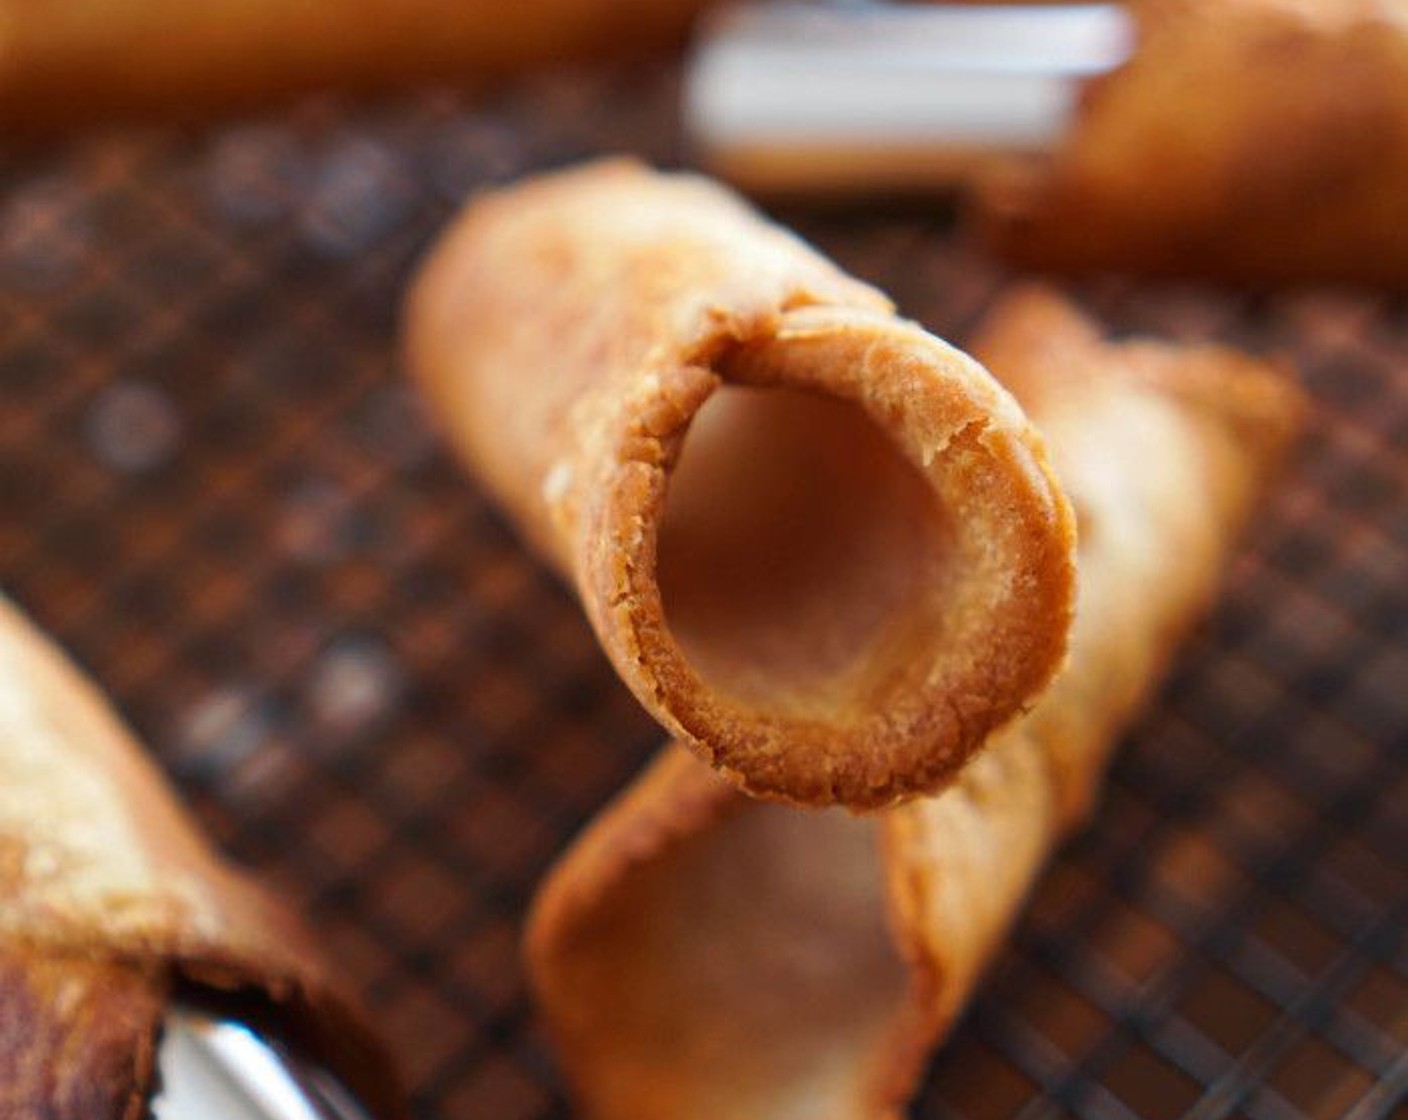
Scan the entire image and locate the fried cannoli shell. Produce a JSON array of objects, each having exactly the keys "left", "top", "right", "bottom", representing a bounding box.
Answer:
[
  {"left": 406, "top": 160, "right": 1076, "bottom": 809},
  {"left": 976, "top": 0, "right": 1408, "bottom": 286},
  {"left": 967, "top": 291, "right": 1306, "bottom": 826},
  {"left": 0, "top": 0, "right": 720, "bottom": 132},
  {"left": 525, "top": 289, "right": 1306, "bottom": 1120},
  {"left": 0, "top": 597, "right": 402, "bottom": 1120}
]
